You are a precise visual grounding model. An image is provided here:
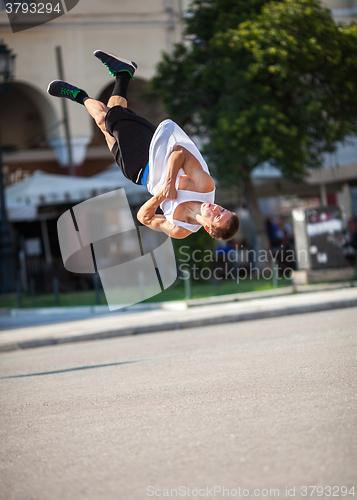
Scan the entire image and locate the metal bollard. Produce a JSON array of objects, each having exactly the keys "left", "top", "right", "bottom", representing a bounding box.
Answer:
[
  {"left": 30, "top": 278, "right": 36, "bottom": 306},
  {"left": 93, "top": 274, "right": 101, "bottom": 305},
  {"left": 184, "top": 274, "right": 191, "bottom": 300},
  {"left": 52, "top": 277, "right": 59, "bottom": 306},
  {"left": 16, "top": 278, "right": 22, "bottom": 308},
  {"left": 273, "top": 261, "right": 279, "bottom": 288}
]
